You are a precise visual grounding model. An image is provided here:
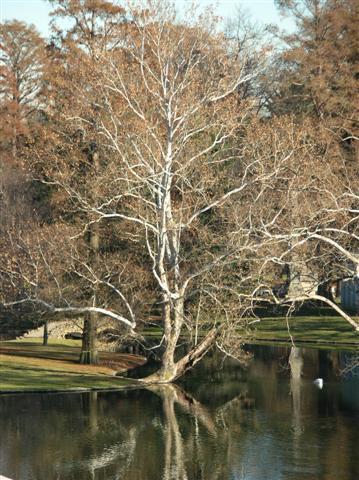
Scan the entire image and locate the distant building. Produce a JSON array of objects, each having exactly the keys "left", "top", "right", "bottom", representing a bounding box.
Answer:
[{"left": 341, "top": 277, "right": 359, "bottom": 313}]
